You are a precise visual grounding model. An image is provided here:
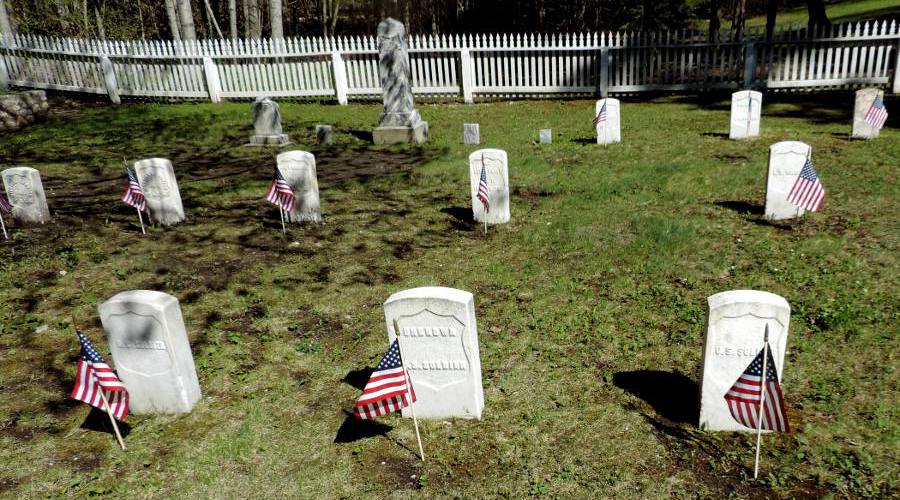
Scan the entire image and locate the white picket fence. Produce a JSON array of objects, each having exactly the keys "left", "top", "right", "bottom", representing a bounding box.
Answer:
[{"left": 1, "top": 20, "right": 898, "bottom": 104}]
